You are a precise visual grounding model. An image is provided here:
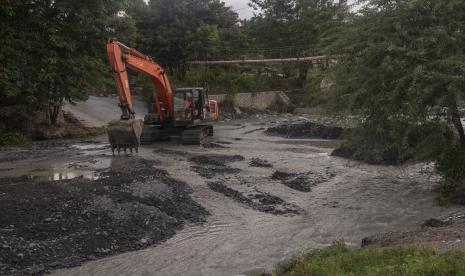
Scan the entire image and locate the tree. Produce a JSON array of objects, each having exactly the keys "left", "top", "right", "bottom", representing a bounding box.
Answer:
[
  {"left": 127, "top": 0, "right": 239, "bottom": 79},
  {"left": 246, "top": 0, "right": 349, "bottom": 87},
  {"left": 327, "top": 0, "right": 465, "bottom": 163},
  {"left": 0, "top": 0, "right": 136, "bottom": 126}
]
